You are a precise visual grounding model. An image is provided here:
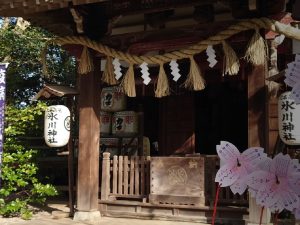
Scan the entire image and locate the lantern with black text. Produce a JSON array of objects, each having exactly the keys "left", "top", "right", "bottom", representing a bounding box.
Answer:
[
  {"left": 44, "top": 105, "right": 70, "bottom": 147},
  {"left": 278, "top": 92, "right": 300, "bottom": 145}
]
